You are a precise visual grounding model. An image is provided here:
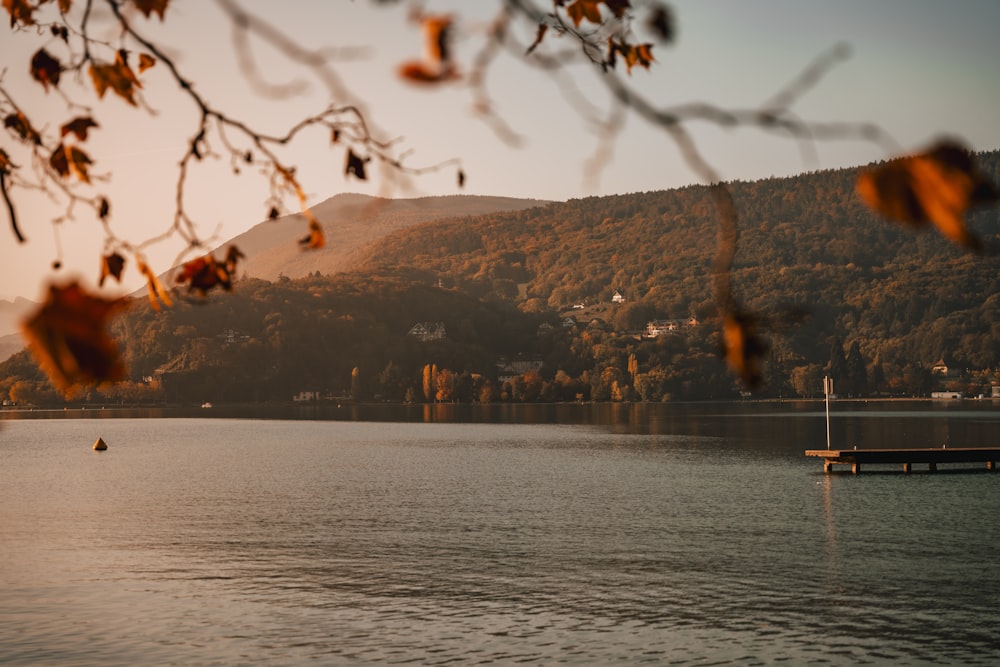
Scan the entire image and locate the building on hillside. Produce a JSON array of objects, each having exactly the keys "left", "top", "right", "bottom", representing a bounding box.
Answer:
[
  {"left": 218, "top": 328, "right": 251, "bottom": 345},
  {"left": 496, "top": 356, "right": 544, "bottom": 384},
  {"left": 931, "top": 359, "right": 948, "bottom": 375},
  {"left": 645, "top": 320, "right": 679, "bottom": 337},
  {"left": 561, "top": 316, "right": 577, "bottom": 328},
  {"left": 611, "top": 289, "right": 626, "bottom": 304},
  {"left": 644, "top": 317, "right": 700, "bottom": 337},
  {"left": 931, "top": 391, "right": 962, "bottom": 399},
  {"left": 408, "top": 321, "right": 447, "bottom": 342}
]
